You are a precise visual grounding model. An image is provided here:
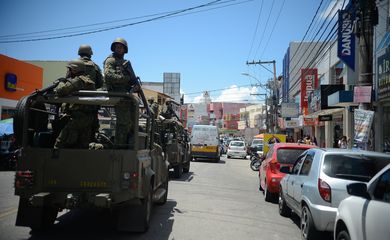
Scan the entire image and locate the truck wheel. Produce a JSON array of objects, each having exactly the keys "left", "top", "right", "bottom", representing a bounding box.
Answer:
[
  {"left": 183, "top": 160, "right": 190, "bottom": 173},
  {"left": 140, "top": 187, "right": 153, "bottom": 232},
  {"left": 215, "top": 156, "right": 220, "bottom": 163},
  {"left": 173, "top": 164, "right": 183, "bottom": 178},
  {"left": 16, "top": 198, "right": 58, "bottom": 231},
  {"left": 156, "top": 174, "right": 169, "bottom": 205}
]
